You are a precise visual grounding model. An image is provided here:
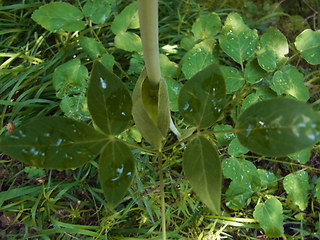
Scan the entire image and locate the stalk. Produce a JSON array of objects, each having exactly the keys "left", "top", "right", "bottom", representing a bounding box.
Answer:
[
  {"left": 137, "top": 0, "right": 161, "bottom": 87},
  {"left": 158, "top": 152, "right": 167, "bottom": 240}
]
